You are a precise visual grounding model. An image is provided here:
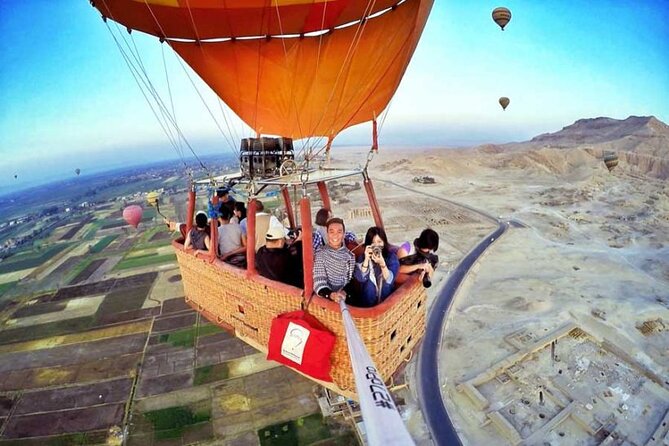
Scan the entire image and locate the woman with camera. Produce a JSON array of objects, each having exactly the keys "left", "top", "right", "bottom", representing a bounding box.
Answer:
[{"left": 352, "top": 226, "right": 399, "bottom": 307}]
